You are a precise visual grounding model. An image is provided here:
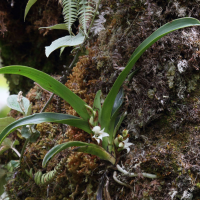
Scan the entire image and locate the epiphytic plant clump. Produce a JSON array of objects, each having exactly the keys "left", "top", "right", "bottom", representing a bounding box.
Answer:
[{"left": 1, "top": 18, "right": 200, "bottom": 199}]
